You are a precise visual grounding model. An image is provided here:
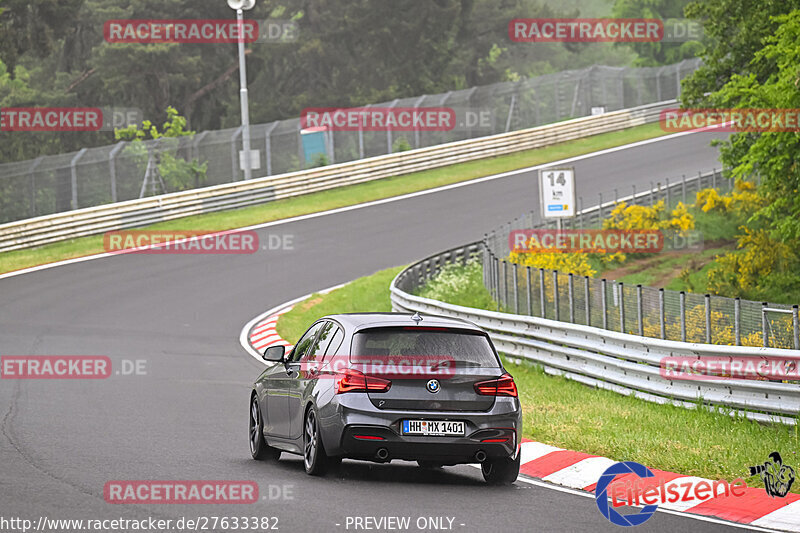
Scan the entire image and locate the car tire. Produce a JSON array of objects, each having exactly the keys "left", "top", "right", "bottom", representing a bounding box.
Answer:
[
  {"left": 303, "top": 406, "right": 332, "bottom": 476},
  {"left": 250, "top": 394, "right": 281, "bottom": 461},
  {"left": 417, "top": 461, "right": 444, "bottom": 469},
  {"left": 481, "top": 453, "right": 520, "bottom": 485}
]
